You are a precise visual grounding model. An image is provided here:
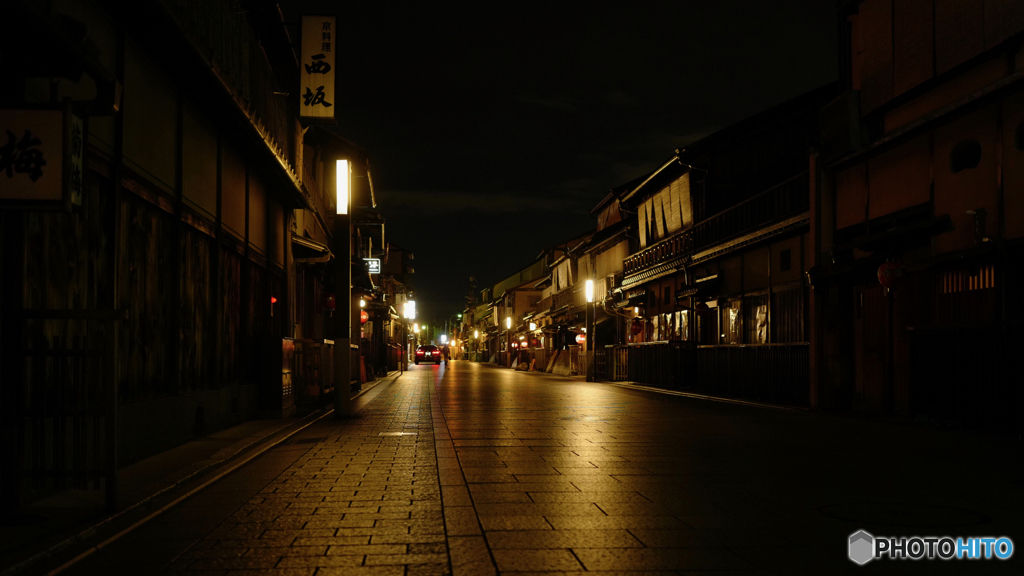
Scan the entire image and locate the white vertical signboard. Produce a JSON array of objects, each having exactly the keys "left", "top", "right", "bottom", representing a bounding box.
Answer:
[
  {"left": 0, "top": 109, "right": 63, "bottom": 201},
  {"left": 1, "top": 105, "right": 85, "bottom": 209},
  {"left": 300, "top": 15, "right": 336, "bottom": 120}
]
